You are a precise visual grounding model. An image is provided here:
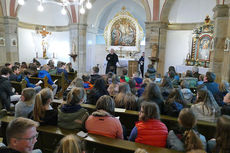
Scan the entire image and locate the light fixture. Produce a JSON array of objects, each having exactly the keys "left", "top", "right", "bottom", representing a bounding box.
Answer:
[
  {"left": 61, "top": 6, "right": 67, "bottom": 15},
  {"left": 18, "top": 0, "right": 25, "bottom": 5},
  {"left": 79, "top": 5, "right": 85, "bottom": 14},
  {"left": 86, "top": 0, "right": 92, "bottom": 9},
  {"left": 38, "top": 4, "right": 44, "bottom": 12}
]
